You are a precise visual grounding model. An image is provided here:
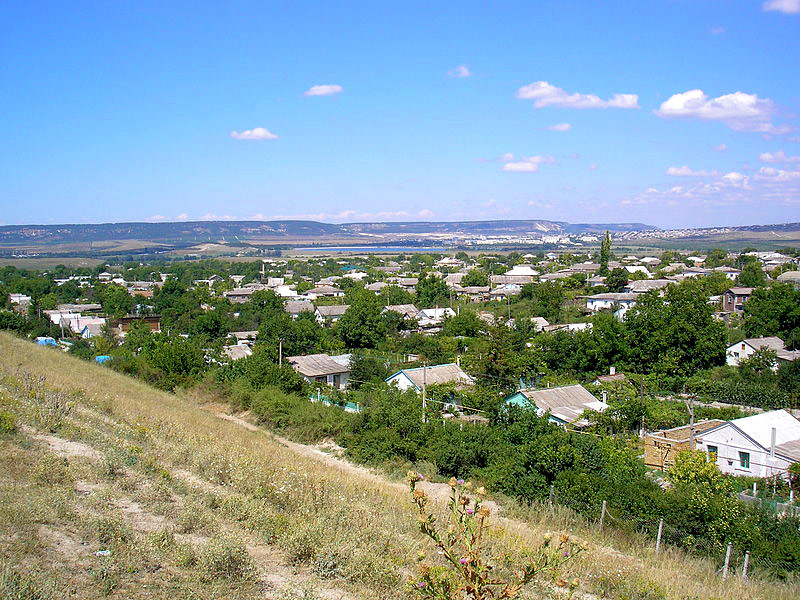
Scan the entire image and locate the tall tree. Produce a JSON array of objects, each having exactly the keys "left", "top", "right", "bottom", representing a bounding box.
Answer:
[
  {"left": 598, "top": 231, "right": 612, "bottom": 276},
  {"left": 743, "top": 283, "right": 800, "bottom": 347},
  {"left": 416, "top": 272, "right": 450, "bottom": 308},
  {"left": 624, "top": 279, "right": 726, "bottom": 375}
]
